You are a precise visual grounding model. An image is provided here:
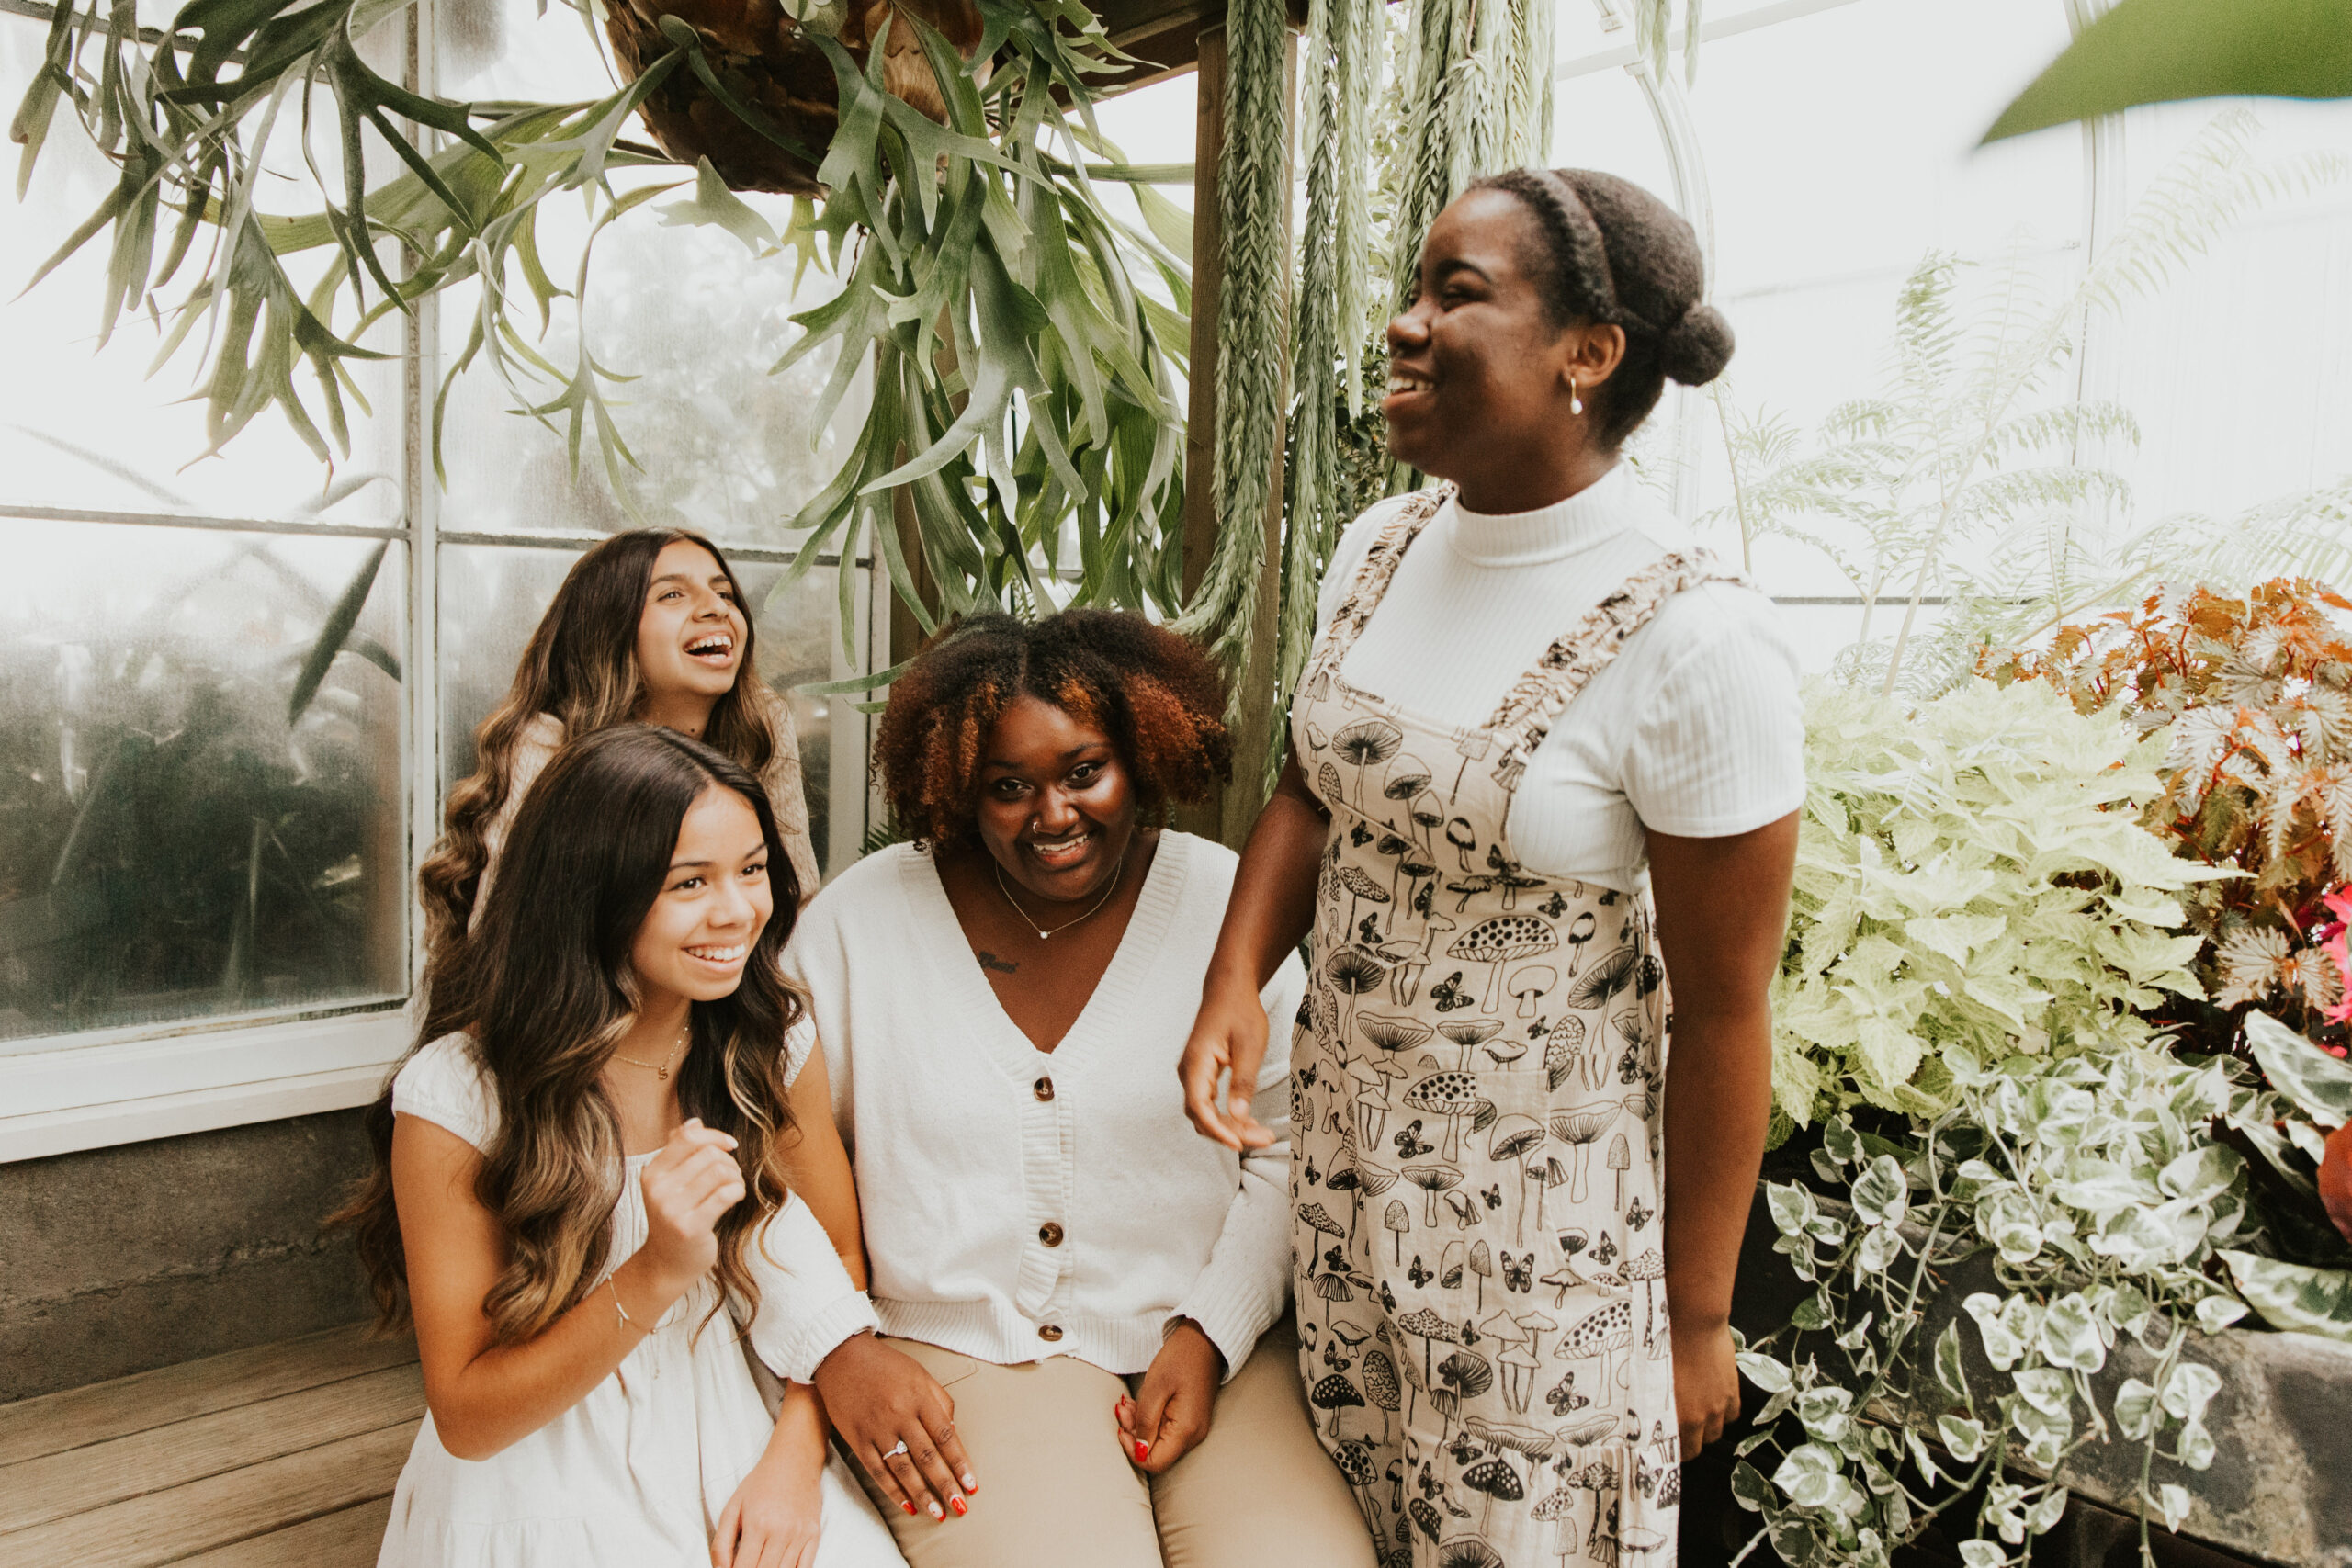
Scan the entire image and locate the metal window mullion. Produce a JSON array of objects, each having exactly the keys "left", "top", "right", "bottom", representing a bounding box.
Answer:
[{"left": 404, "top": 0, "right": 441, "bottom": 993}]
